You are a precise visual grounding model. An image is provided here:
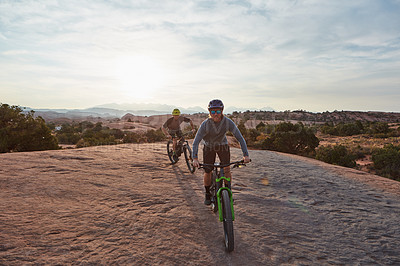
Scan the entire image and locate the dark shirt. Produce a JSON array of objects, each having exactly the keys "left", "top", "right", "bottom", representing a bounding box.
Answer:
[{"left": 163, "top": 116, "right": 191, "bottom": 131}]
